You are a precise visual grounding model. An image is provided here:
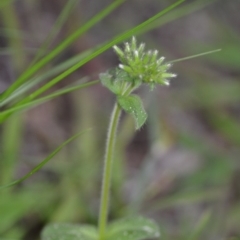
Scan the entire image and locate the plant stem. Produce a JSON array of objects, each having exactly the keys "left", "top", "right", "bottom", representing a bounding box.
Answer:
[{"left": 98, "top": 102, "right": 122, "bottom": 240}]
